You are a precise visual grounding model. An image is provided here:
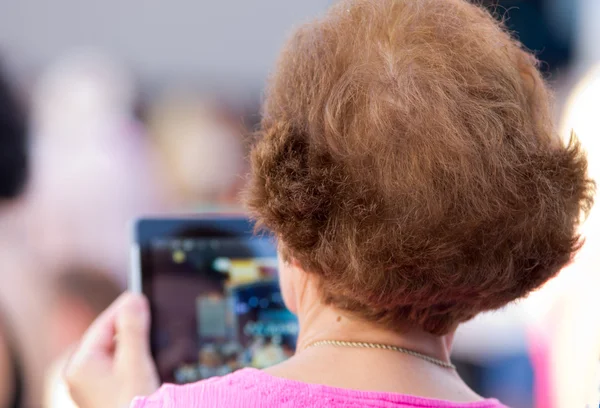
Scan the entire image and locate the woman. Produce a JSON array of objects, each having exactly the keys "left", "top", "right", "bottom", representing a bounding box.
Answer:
[
  {"left": 65, "top": 0, "right": 594, "bottom": 407},
  {"left": 0, "top": 62, "right": 41, "bottom": 408}
]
